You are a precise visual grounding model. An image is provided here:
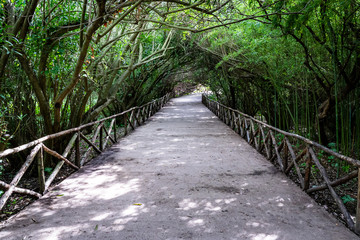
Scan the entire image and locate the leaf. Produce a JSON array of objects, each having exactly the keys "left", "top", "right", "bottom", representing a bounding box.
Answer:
[
  {"left": 56, "top": 194, "right": 64, "bottom": 197},
  {"left": 133, "top": 203, "right": 142, "bottom": 206},
  {"left": 94, "top": 224, "right": 98, "bottom": 230},
  {"left": 328, "top": 142, "right": 336, "bottom": 148},
  {"left": 341, "top": 195, "right": 355, "bottom": 204}
]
